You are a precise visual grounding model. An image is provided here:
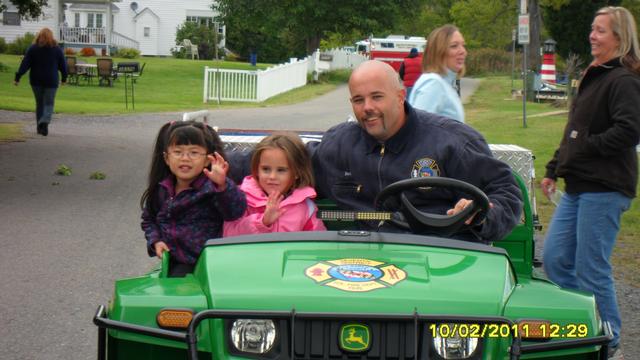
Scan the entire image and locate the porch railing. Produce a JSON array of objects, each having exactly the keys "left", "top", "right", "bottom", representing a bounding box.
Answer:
[
  {"left": 111, "top": 31, "right": 139, "bottom": 50},
  {"left": 59, "top": 27, "right": 139, "bottom": 50},
  {"left": 60, "top": 27, "right": 106, "bottom": 45}
]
